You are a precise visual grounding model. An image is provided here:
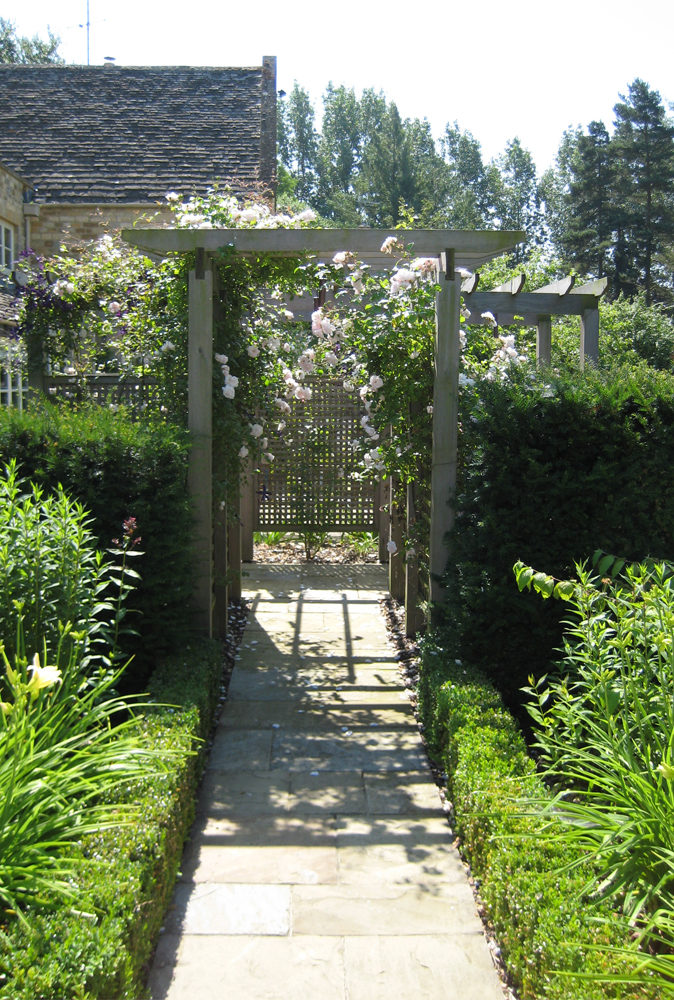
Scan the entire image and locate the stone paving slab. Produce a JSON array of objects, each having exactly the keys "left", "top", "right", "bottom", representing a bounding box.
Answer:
[
  {"left": 218, "top": 698, "right": 412, "bottom": 731},
  {"left": 151, "top": 935, "right": 346, "bottom": 1000},
  {"left": 165, "top": 882, "right": 291, "bottom": 935},
  {"left": 291, "top": 882, "right": 480, "bottom": 936},
  {"left": 344, "top": 934, "right": 504, "bottom": 1000},
  {"left": 147, "top": 564, "right": 505, "bottom": 1000},
  {"left": 181, "top": 842, "right": 339, "bottom": 885}
]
